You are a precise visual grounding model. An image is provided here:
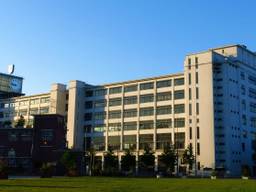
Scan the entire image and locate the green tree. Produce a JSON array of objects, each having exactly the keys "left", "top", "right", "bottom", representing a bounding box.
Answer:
[
  {"left": 60, "top": 150, "right": 78, "bottom": 176},
  {"left": 139, "top": 145, "right": 155, "bottom": 172},
  {"left": 121, "top": 149, "right": 136, "bottom": 173},
  {"left": 160, "top": 144, "right": 177, "bottom": 174},
  {"left": 183, "top": 145, "right": 195, "bottom": 172},
  {"left": 104, "top": 149, "right": 118, "bottom": 175},
  {"left": 15, "top": 115, "right": 25, "bottom": 128}
]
